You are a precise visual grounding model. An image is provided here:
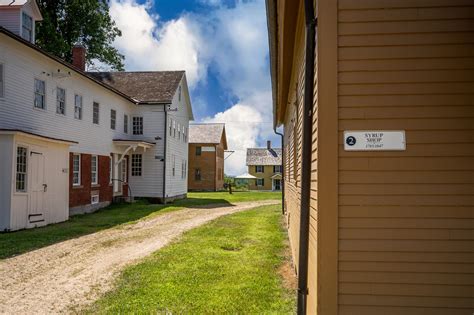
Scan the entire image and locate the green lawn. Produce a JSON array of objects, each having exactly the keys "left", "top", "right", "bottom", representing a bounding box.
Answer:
[
  {"left": 88, "top": 204, "right": 295, "bottom": 314},
  {"left": 0, "top": 191, "right": 281, "bottom": 259}
]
